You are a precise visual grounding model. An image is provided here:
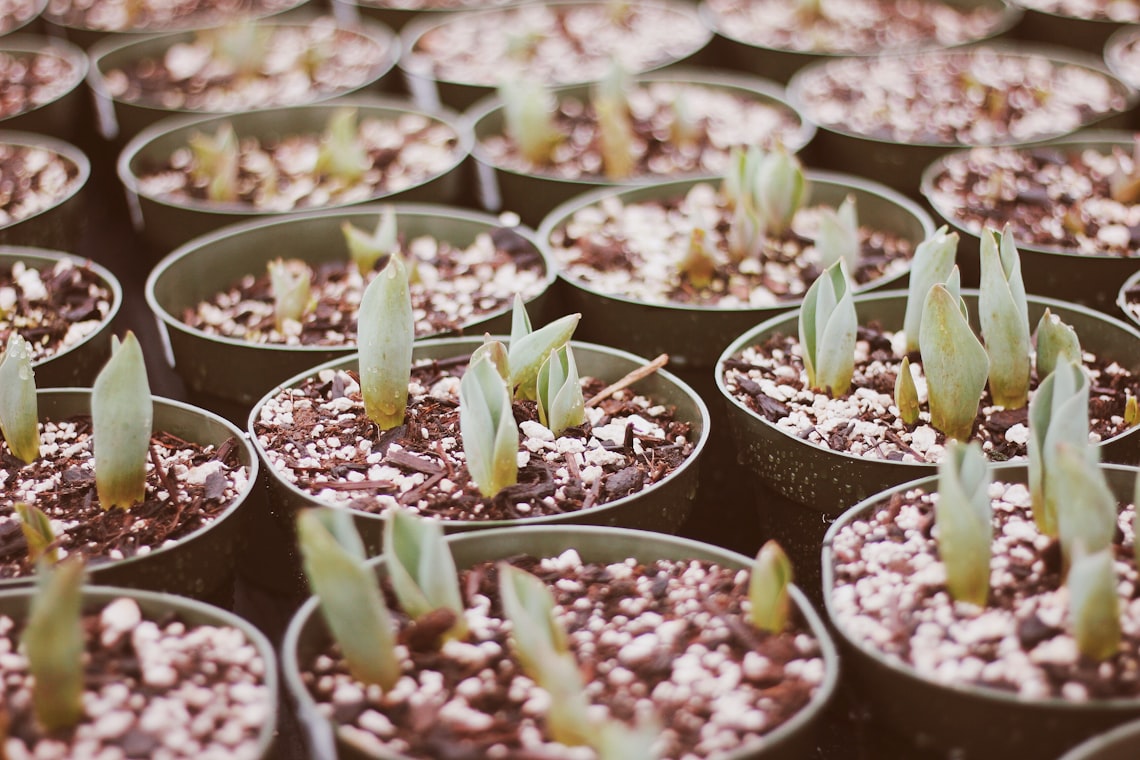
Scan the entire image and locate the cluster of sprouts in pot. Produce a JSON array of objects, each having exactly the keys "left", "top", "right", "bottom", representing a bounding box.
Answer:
[{"left": 297, "top": 504, "right": 798, "bottom": 756}]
